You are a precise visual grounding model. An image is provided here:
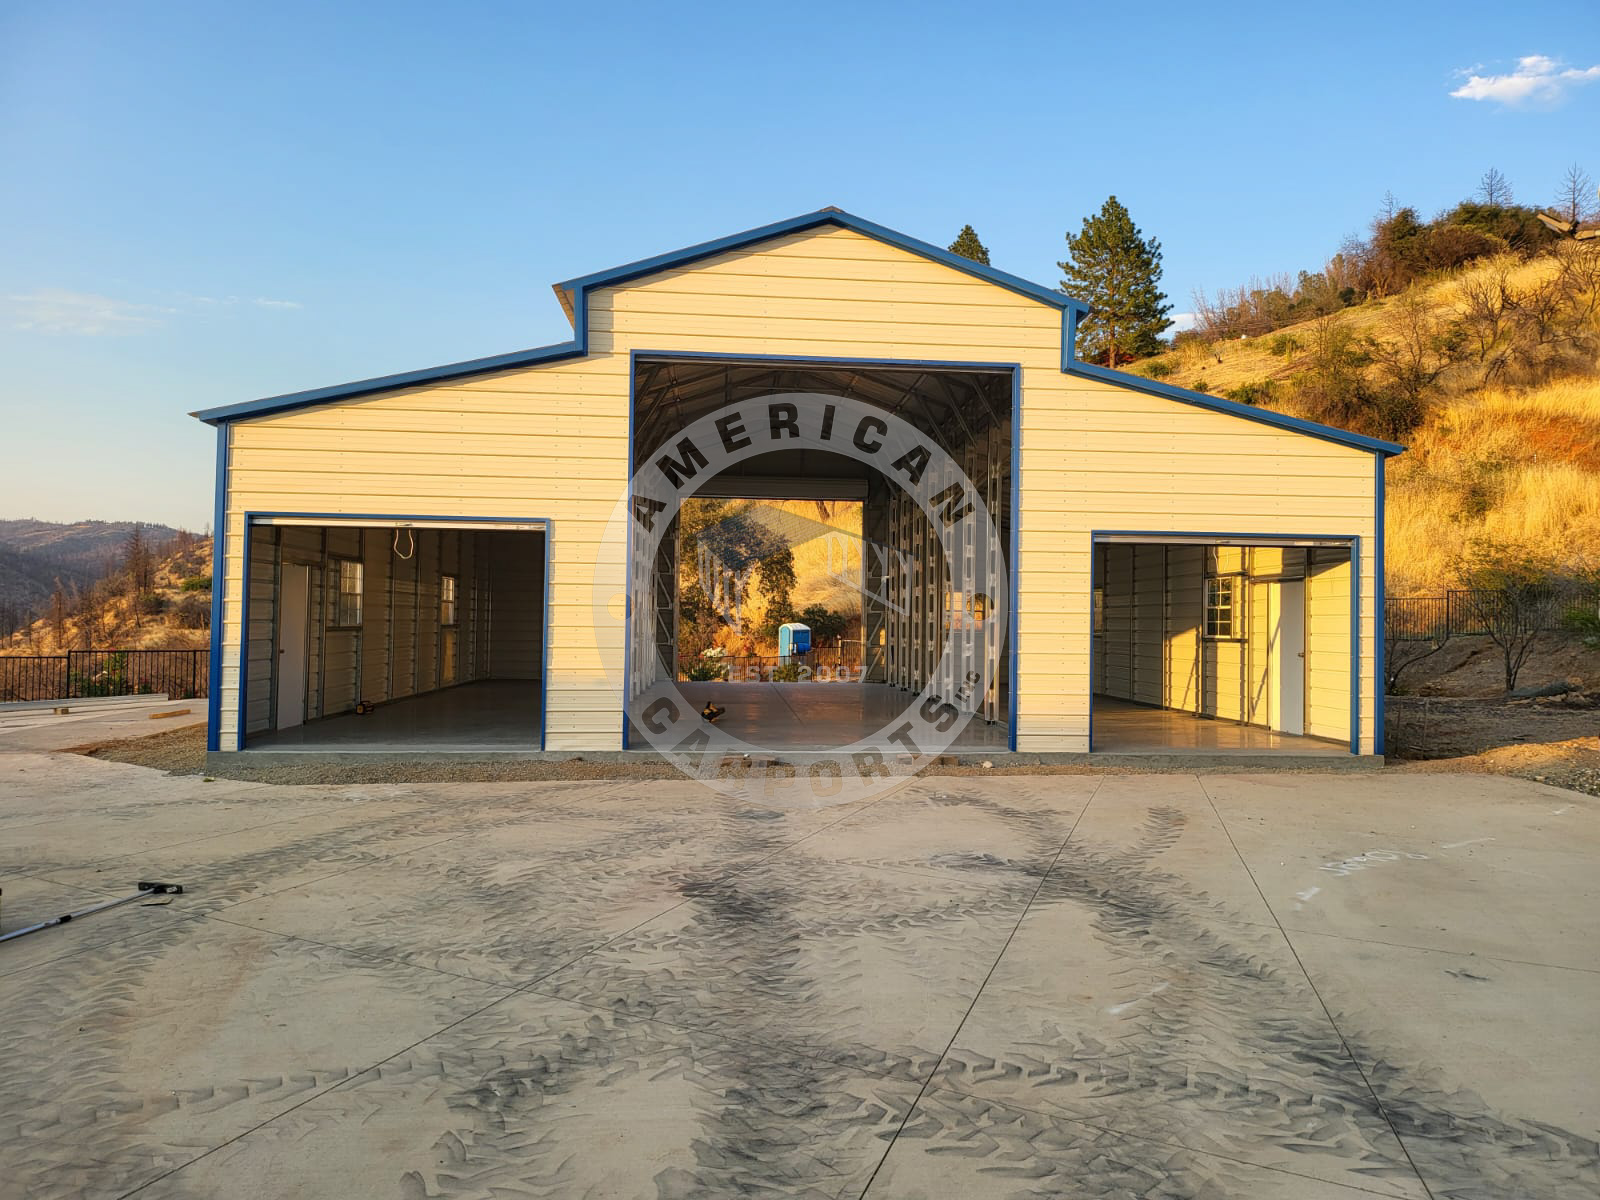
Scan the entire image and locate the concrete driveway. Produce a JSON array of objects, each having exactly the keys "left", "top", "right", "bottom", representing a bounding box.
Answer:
[{"left": 1, "top": 710, "right": 1596, "bottom": 1198}]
